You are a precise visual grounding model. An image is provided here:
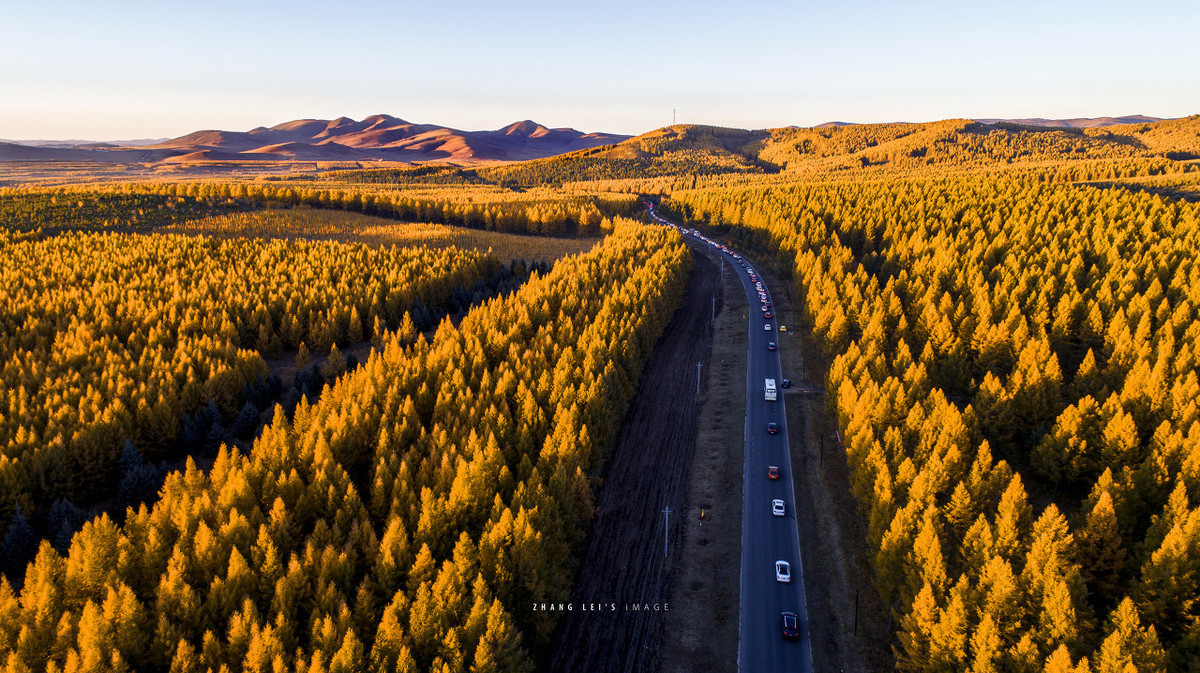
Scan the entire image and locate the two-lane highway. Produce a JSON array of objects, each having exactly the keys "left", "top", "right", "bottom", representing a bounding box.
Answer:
[
  {"left": 645, "top": 203, "right": 814, "bottom": 672},
  {"left": 733, "top": 256, "right": 814, "bottom": 673}
]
